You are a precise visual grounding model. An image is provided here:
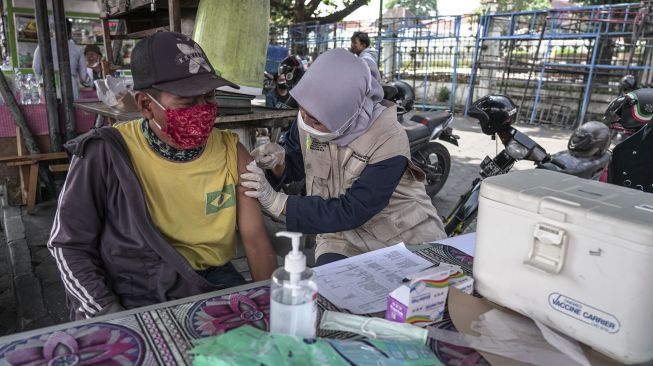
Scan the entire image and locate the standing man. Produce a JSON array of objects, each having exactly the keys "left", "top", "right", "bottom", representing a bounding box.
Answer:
[
  {"left": 48, "top": 32, "right": 277, "bottom": 320},
  {"left": 33, "top": 19, "right": 87, "bottom": 99},
  {"left": 350, "top": 31, "right": 381, "bottom": 82}
]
